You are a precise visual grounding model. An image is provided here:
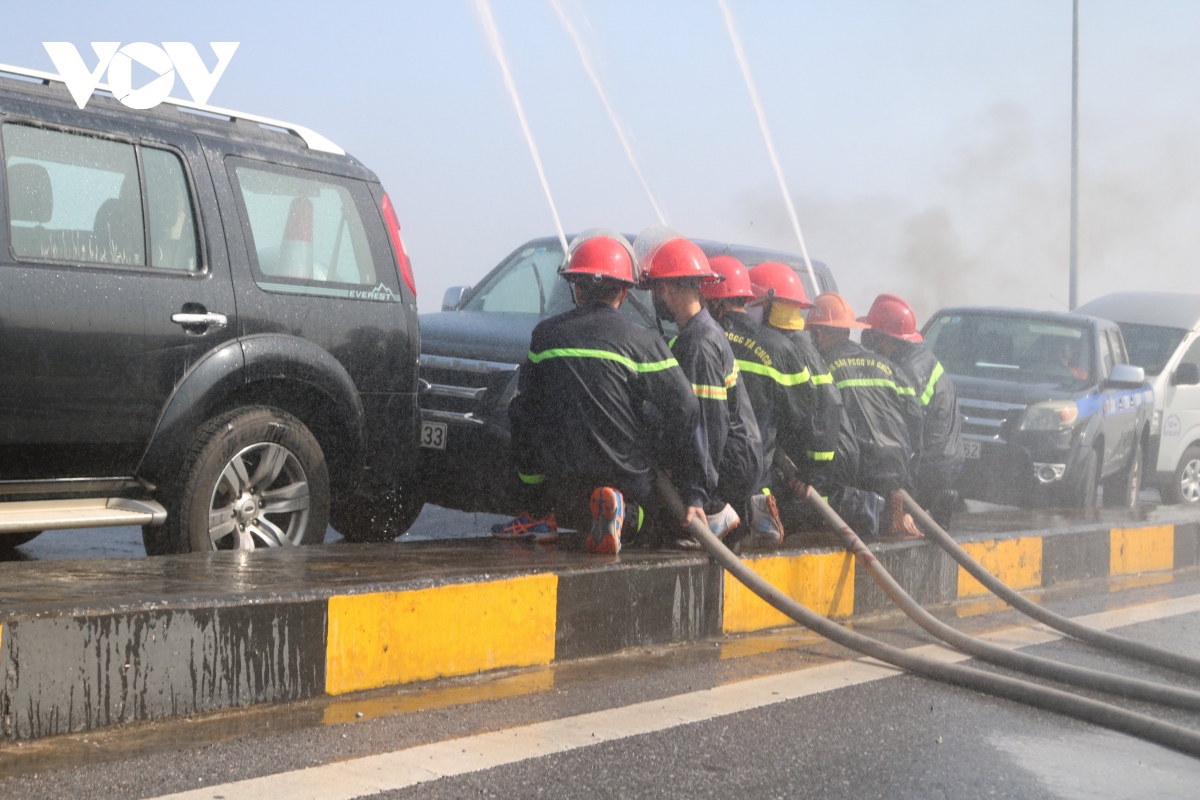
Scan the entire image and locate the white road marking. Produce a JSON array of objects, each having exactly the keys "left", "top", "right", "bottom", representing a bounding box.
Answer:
[{"left": 148, "top": 592, "right": 1200, "bottom": 800}]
